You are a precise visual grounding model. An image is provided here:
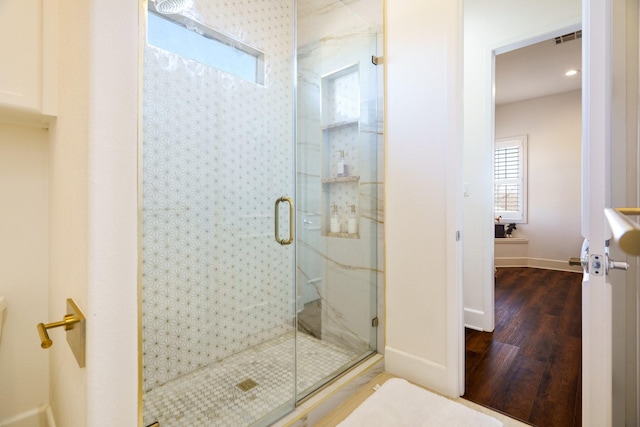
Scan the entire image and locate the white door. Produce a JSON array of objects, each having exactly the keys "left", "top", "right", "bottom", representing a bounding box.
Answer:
[{"left": 582, "top": 0, "right": 613, "bottom": 424}]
